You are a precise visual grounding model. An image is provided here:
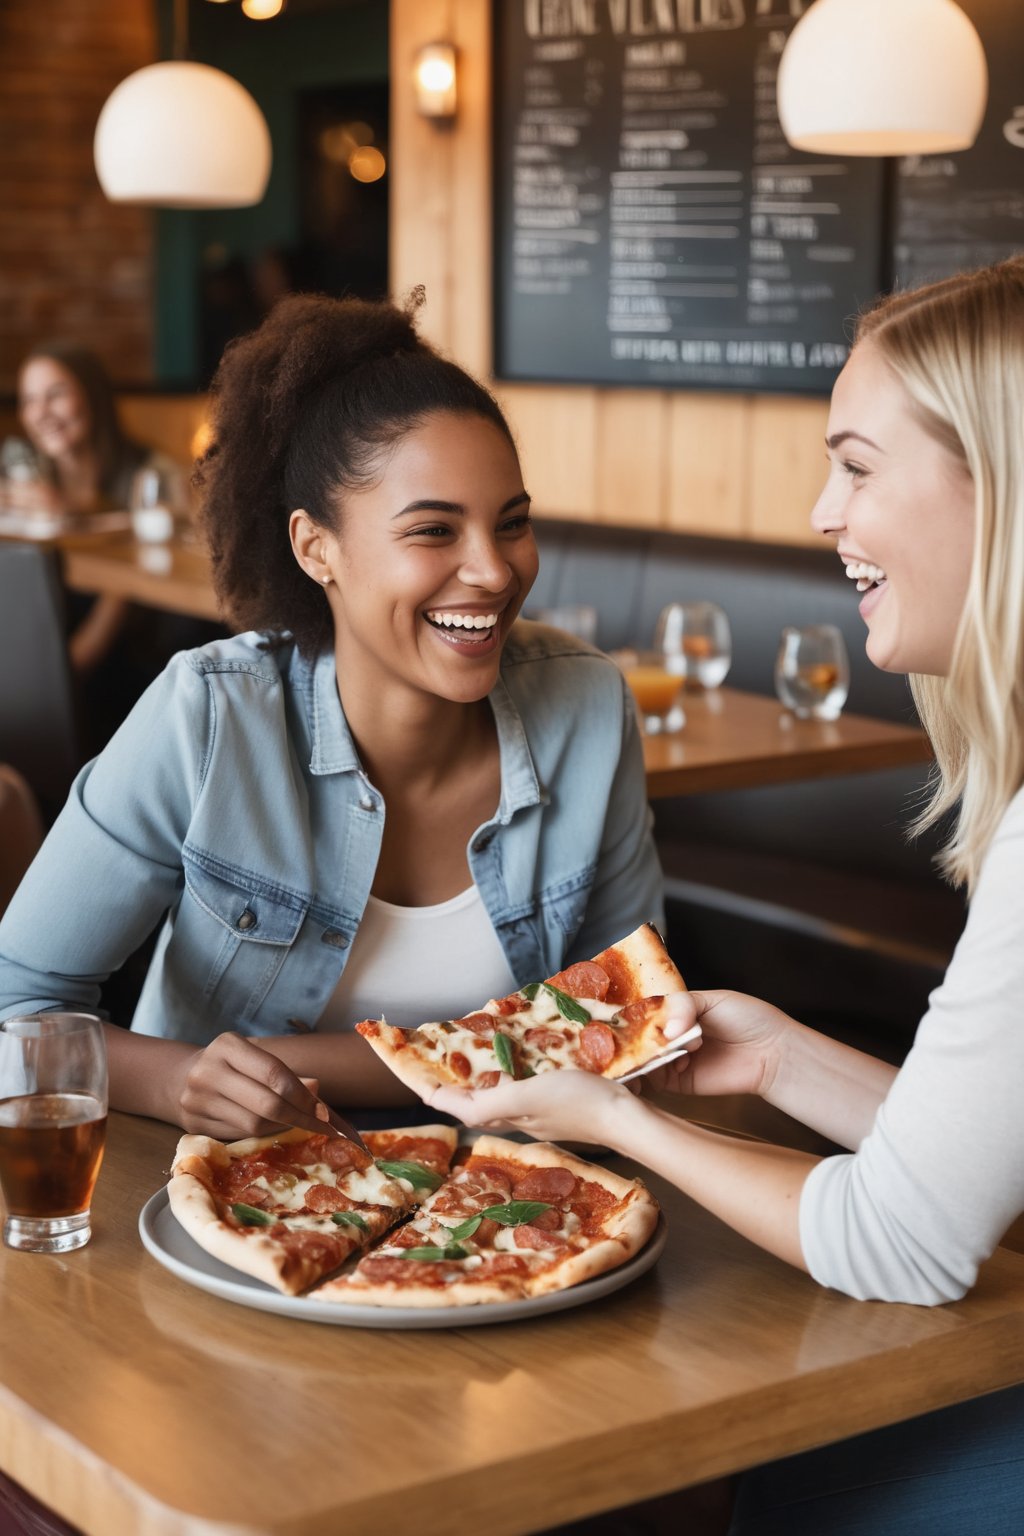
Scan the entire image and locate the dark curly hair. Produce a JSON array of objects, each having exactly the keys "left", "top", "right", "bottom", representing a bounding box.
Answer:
[{"left": 195, "top": 290, "right": 517, "bottom": 655}]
